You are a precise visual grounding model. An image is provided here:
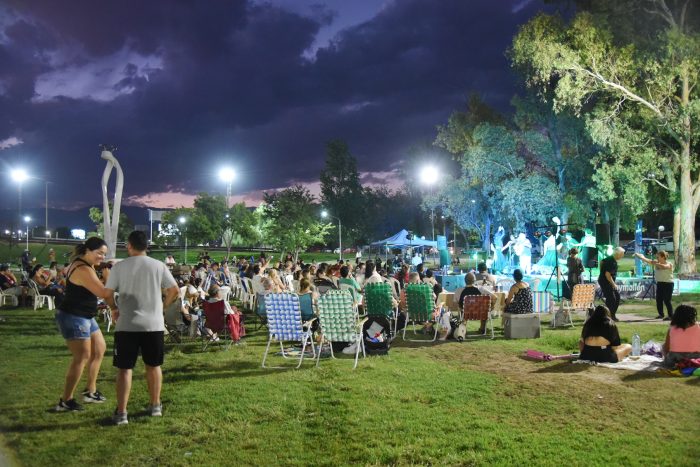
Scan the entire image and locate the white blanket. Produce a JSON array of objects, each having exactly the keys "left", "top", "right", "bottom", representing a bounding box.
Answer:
[{"left": 574, "top": 354, "right": 664, "bottom": 372}]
